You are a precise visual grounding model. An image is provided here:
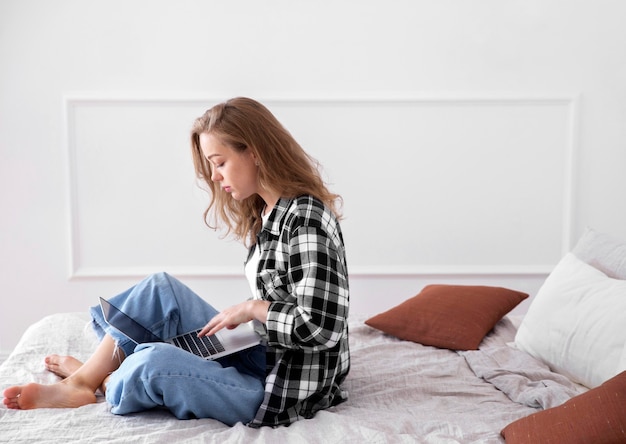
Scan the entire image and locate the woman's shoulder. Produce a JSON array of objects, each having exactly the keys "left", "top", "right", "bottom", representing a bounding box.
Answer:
[
  {"left": 287, "top": 195, "right": 329, "bottom": 219},
  {"left": 275, "top": 196, "right": 346, "bottom": 249},
  {"left": 278, "top": 196, "right": 339, "bottom": 230},
  {"left": 291, "top": 195, "right": 325, "bottom": 212}
]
